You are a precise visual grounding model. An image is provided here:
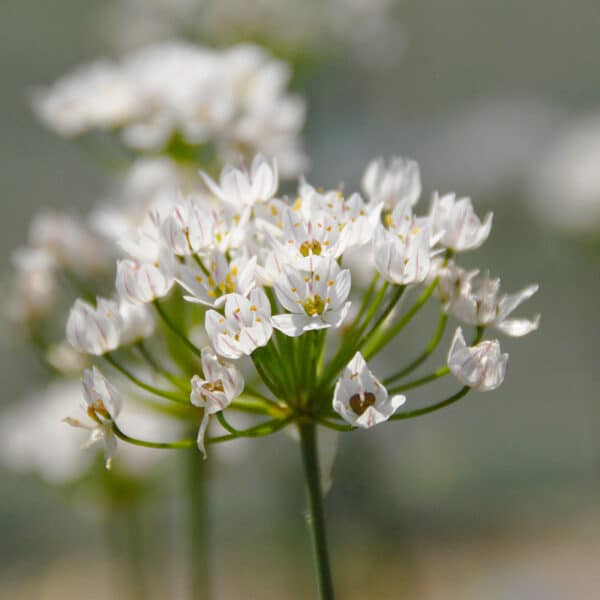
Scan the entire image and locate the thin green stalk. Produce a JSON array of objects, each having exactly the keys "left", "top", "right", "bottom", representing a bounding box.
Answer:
[
  {"left": 384, "top": 312, "right": 448, "bottom": 385},
  {"left": 112, "top": 422, "right": 197, "bottom": 449},
  {"left": 298, "top": 423, "right": 334, "bottom": 600},
  {"left": 363, "top": 278, "right": 438, "bottom": 360},
  {"left": 390, "top": 386, "right": 471, "bottom": 420},
  {"left": 317, "top": 281, "right": 390, "bottom": 395},
  {"left": 344, "top": 272, "right": 379, "bottom": 335},
  {"left": 184, "top": 444, "right": 210, "bottom": 600},
  {"left": 252, "top": 350, "right": 288, "bottom": 400},
  {"left": 104, "top": 354, "right": 190, "bottom": 404},
  {"left": 389, "top": 366, "right": 450, "bottom": 394},
  {"left": 356, "top": 285, "right": 406, "bottom": 352},
  {"left": 153, "top": 299, "right": 203, "bottom": 359},
  {"left": 136, "top": 342, "right": 190, "bottom": 392}
]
